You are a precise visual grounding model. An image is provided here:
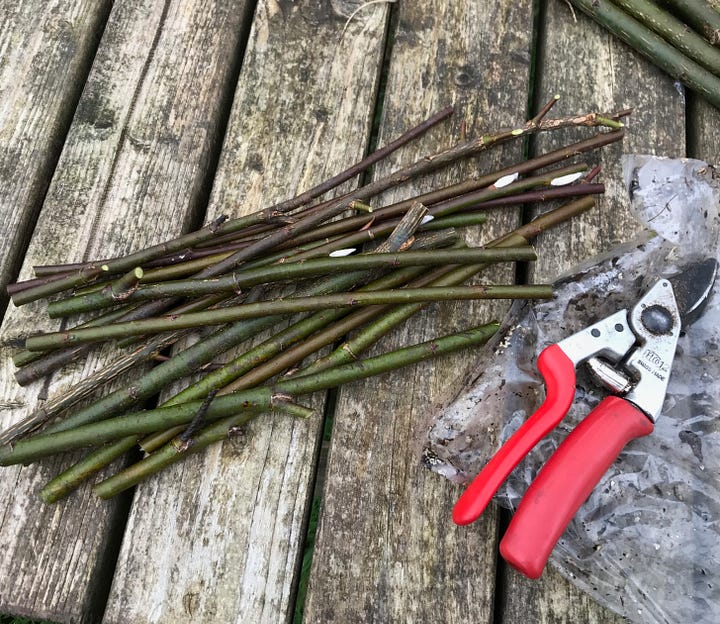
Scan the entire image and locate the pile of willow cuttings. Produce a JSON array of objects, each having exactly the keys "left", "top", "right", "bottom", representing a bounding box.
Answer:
[
  {"left": 0, "top": 98, "right": 627, "bottom": 502},
  {"left": 570, "top": 0, "right": 720, "bottom": 109}
]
